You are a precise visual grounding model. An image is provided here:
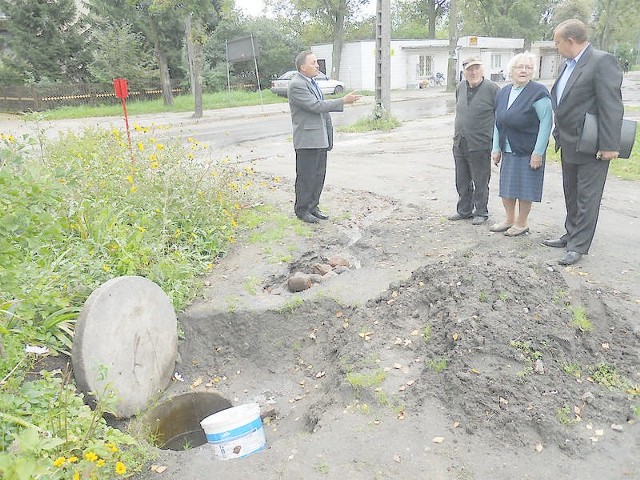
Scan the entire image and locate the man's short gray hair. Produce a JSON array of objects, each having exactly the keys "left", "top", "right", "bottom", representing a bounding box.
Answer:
[
  {"left": 507, "top": 51, "right": 538, "bottom": 80},
  {"left": 295, "top": 50, "right": 313, "bottom": 71},
  {"left": 555, "top": 19, "right": 589, "bottom": 43}
]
